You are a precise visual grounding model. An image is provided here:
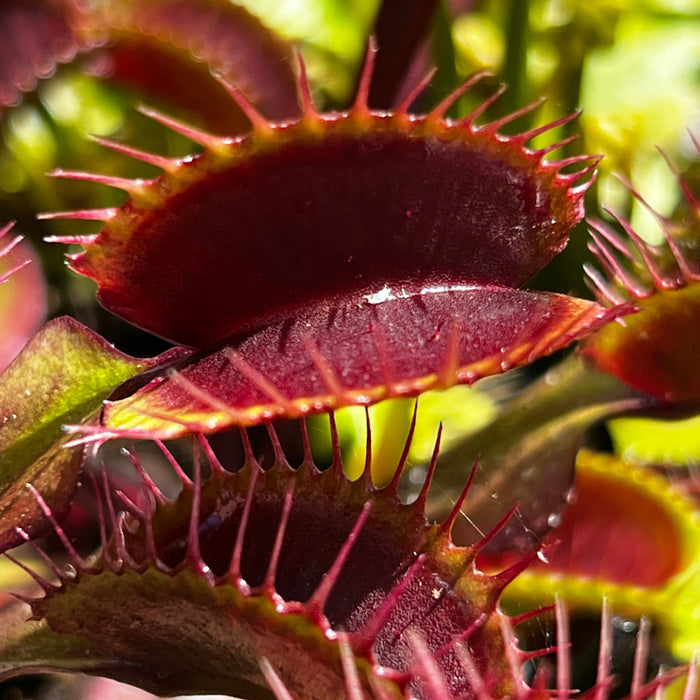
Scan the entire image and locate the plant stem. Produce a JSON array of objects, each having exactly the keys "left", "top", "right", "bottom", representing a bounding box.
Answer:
[{"left": 500, "top": 0, "right": 529, "bottom": 119}]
